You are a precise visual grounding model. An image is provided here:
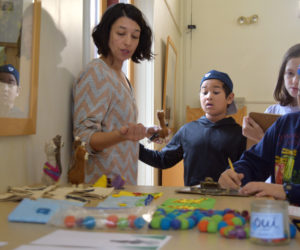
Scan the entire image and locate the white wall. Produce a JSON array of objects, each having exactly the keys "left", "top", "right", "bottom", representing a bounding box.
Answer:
[
  {"left": 153, "top": 0, "right": 183, "bottom": 130},
  {"left": 181, "top": 0, "right": 300, "bottom": 126},
  {"left": 0, "top": 0, "right": 83, "bottom": 192}
]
